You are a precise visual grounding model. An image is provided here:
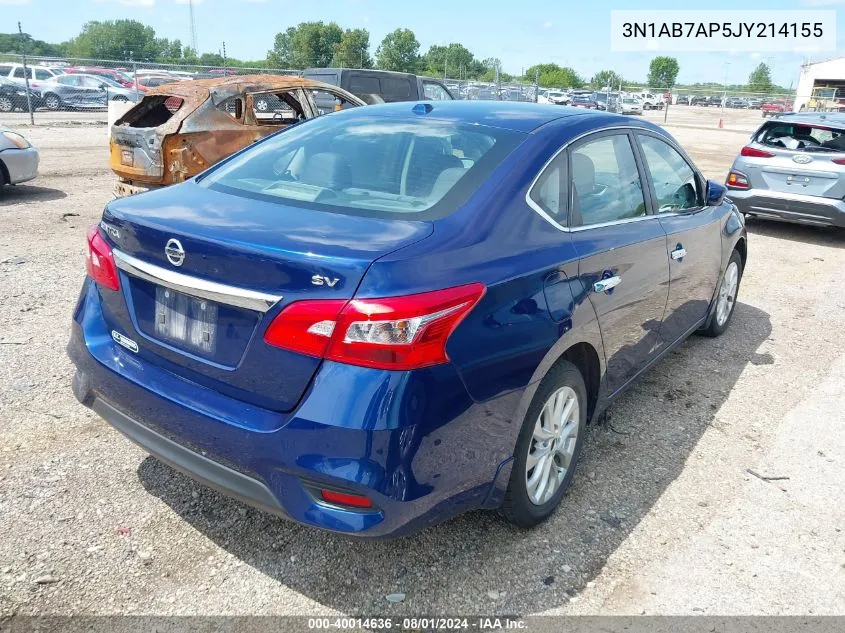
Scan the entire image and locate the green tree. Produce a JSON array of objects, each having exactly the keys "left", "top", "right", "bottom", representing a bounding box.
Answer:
[
  {"left": 375, "top": 28, "right": 420, "bottom": 73},
  {"left": 423, "top": 43, "right": 477, "bottom": 78},
  {"left": 591, "top": 69, "right": 624, "bottom": 90},
  {"left": 524, "top": 63, "right": 584, "bottom": 88},
  {"left": 67, "top": 20, "right": 160, "bottom": 61},
  {"left": 747, "top": 62, "right": 773, "bottom": 94},
  {"left": 332, "top": 28, "right": 372, "bottom": 68},
  {"left": 267, "top": 21, "right": 343, "bottom": 69},
  {"left": 199, "top": 52, "right": 226, "bottom": 67},
  {"left": 181, "top": 46, "right": 200, "bottom": 65},
  {"left": 647, "top": 56, "right": 680, "bottom": 89},
  {"left": 0, "top": 32, "right": 66, "bottom": 57}
]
